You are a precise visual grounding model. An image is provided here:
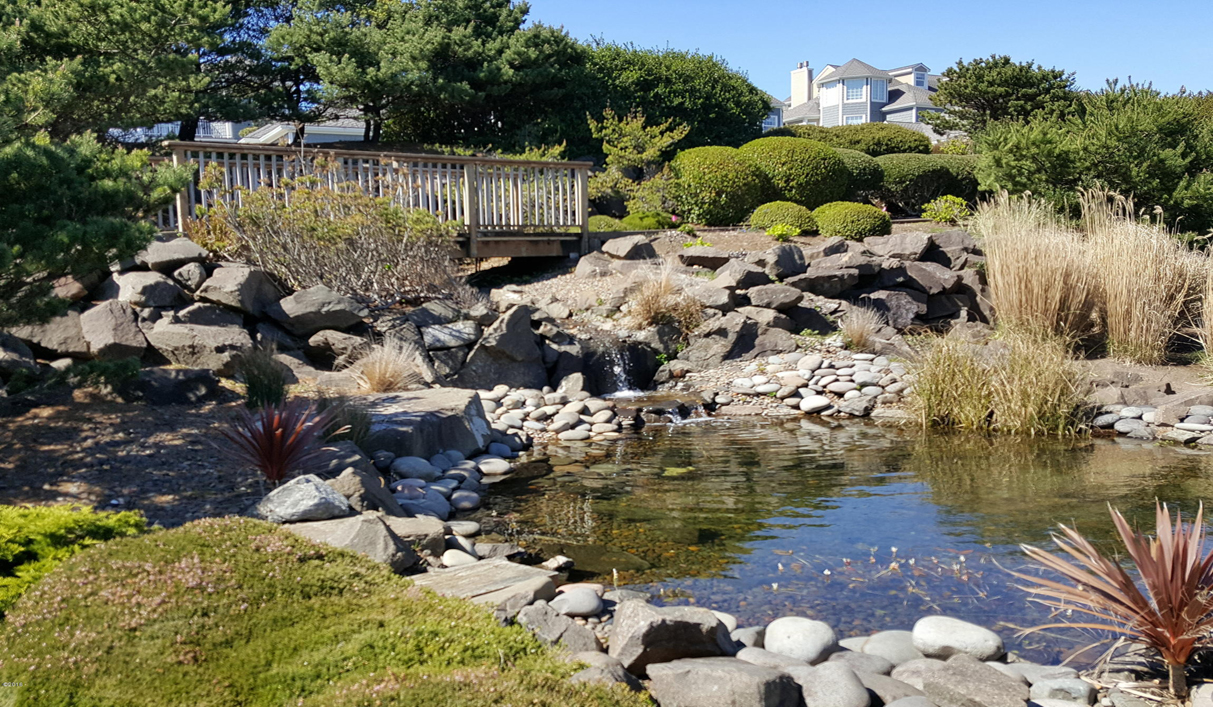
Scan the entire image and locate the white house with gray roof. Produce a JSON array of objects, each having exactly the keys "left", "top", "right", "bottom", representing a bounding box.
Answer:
[{"left": 777, "top": 59, "right": 953, "bottom": 141}]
